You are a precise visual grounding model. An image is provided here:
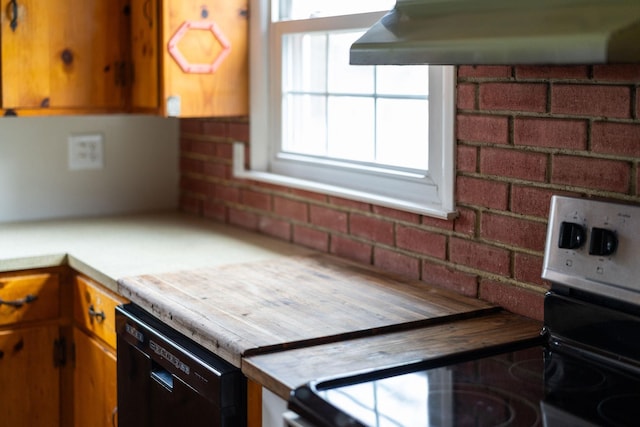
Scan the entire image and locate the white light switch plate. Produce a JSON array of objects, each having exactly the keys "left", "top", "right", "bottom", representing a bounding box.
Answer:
[{"left": 68, "top": 134, "right": 104, "bottom": 170}]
